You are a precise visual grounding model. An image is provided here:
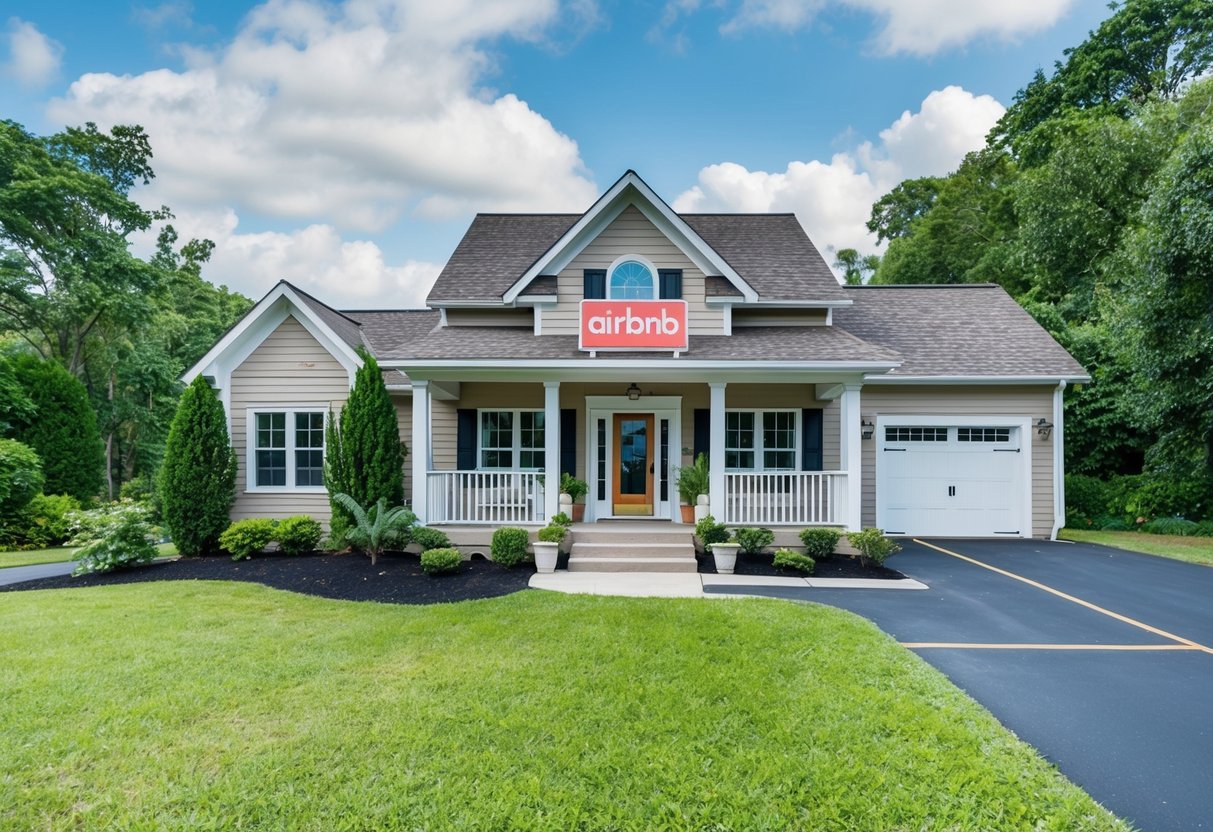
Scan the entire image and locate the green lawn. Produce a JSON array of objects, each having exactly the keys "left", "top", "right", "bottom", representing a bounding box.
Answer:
[
  {"left": 1062, "top": 528, "right": 1213, "bottom": 566},
  {"left": 0, "top": 542, "right": 177, "bottom": 569},
  {"left": 0, "top": 585, "right": 1124, "bottom": 831}
]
